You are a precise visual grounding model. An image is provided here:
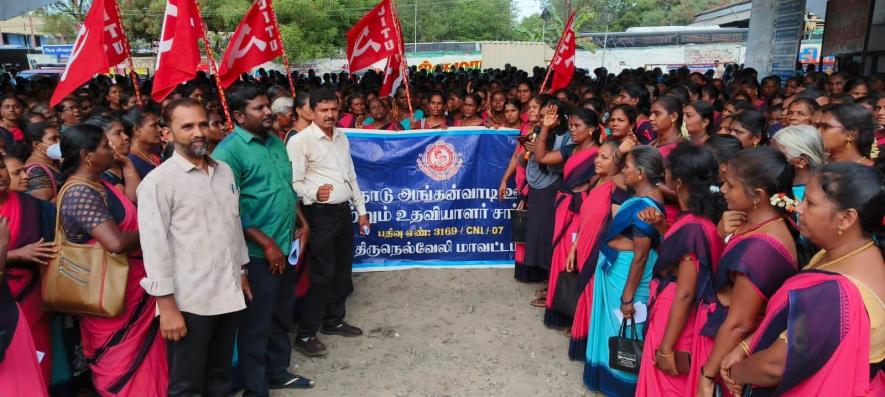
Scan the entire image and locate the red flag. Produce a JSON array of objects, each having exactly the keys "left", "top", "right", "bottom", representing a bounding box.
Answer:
[
  {"left": 217, "top": 0, "right": 284, "bottom": 88},
  {"left": 346, "top": 0, "right": 401, "bottom": 72},
  {"left": 152, "top": 0, "right": 204, "bottom": 102},
  {"left": 379, "top": 53, "right": 402, "bottom": 97},
  {"left": 50, "top": 0, "right": 130, "bottom": 106},
  {"left": 549, "top": 12, "right": 576, "bottom": 92}
]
